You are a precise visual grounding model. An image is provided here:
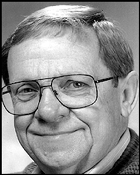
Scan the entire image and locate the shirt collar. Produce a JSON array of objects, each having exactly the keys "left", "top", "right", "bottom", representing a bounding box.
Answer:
[
  {"left": 84, "top": 129, "right": 130, "bottom": 174},
  {"left": 32, "top": 129, "right": 130, "bottom": 174}
]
